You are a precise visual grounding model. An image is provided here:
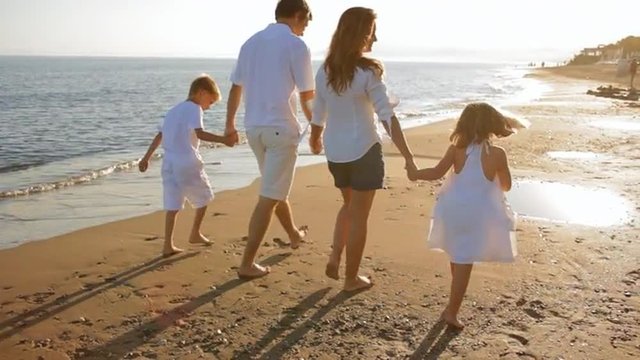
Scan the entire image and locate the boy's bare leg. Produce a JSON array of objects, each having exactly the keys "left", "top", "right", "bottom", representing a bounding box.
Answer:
[
  {"left": 274, "top": 199, "right": 307, "bottom": 249},
  {"left": 238, "top": 196, "right": 278, "bottom": 278},
  {"left": 189, "top": 206, "right": 212, "bottom": 245},
  {"left": 163, "top": 210, "right": 184, "bottom": 257},
  {"left": 441, "top": 262, "right": 473, "bottom": 329},
  {"left": 326, "top": 188, "right": 351, "bottom": 280},
  {"left": 343, "top": 189, "right": 376, "bottom": 292}
]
